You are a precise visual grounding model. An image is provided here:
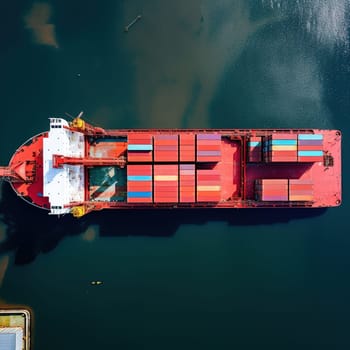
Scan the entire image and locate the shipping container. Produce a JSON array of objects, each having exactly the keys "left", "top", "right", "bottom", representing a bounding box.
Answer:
[
  {"left": 268, "top": 134, "right": 298, "bottom": 140},
  {"left": 297, "top": 145, "right": 324, "bottom": 151},
  {"left": 127, "top": 165, "right": 152, "bottom": 174},
  {"left": 196, "top": 134, "right": 221, "bottom": 140},
  {"left": 289, "top": 179, "right": 313, "bottom": 184},
  {"left": 297, "top": 140, "right": 324, "bottom": 146},
  {"left": 298, "top": 134, "right": 323, "bottom": 140},
  {"left": 268, "top": 145, "right": 297, "bottom": 151},
  {"left": 268, "top": 140, "right": 297, "bottom": 145},
  {"left": 298, "top": 151, "right": 323, "bottom": 157},
  {"left": 297, "top": 156, "right": 323, "bottom": 162}
]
